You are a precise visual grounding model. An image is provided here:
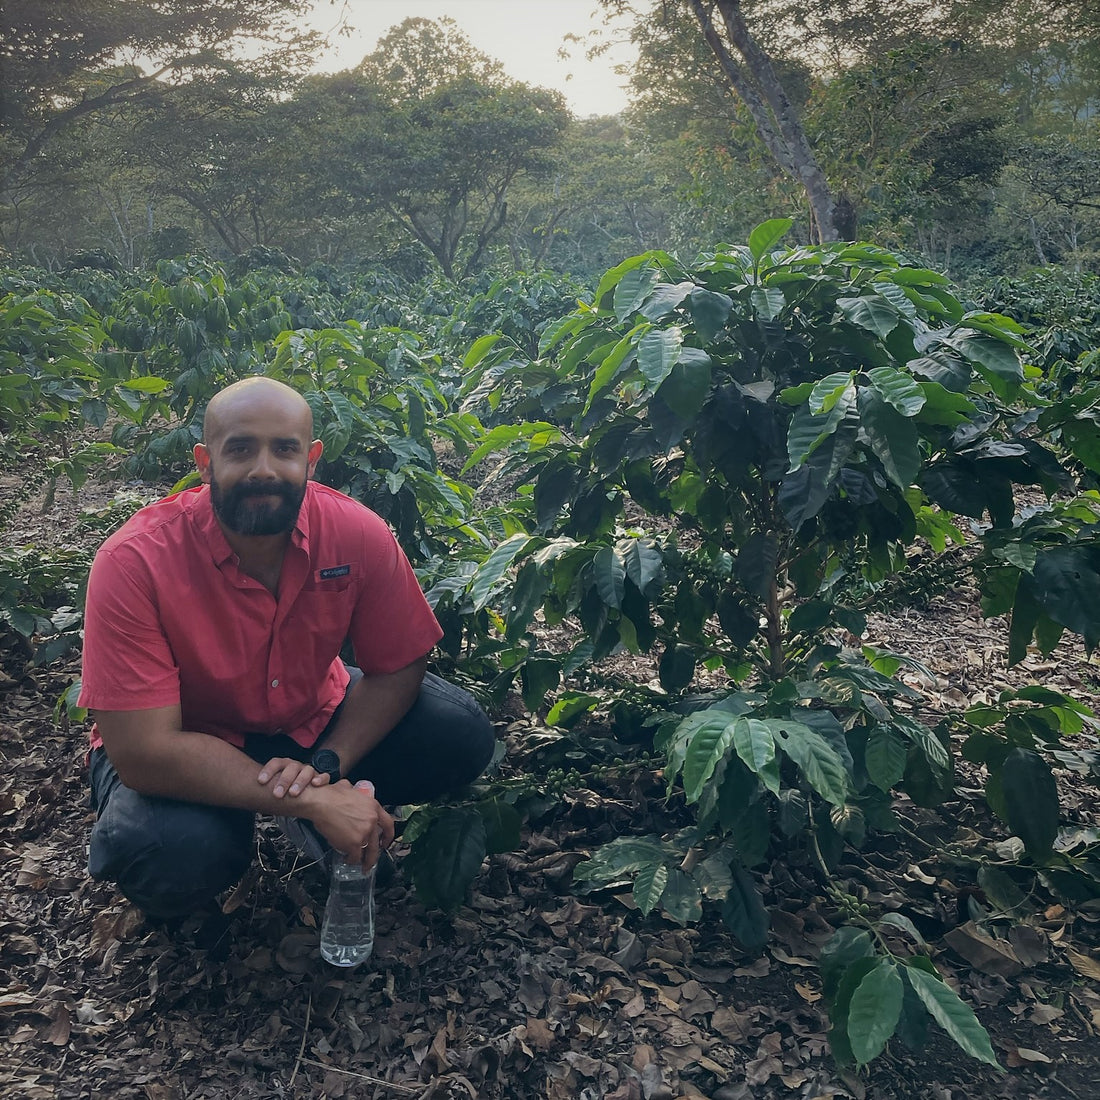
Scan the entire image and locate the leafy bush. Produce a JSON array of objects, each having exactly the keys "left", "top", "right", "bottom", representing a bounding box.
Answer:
[
  {"left": 440, "top": 221, "right": 1098, "bottom": 1069},
  {"left": 441, "top": 269, "right": 593, "bottom": 361},
  {"left": 0, "top": 473, "right": 93, "bottom": 666},
  {"left": 4, "top": 242, "right": 1097, "bottom": 1072},
  {"left": 63, "top": 248, "right": 124, "bottom": 274},
  {"left": 976, "top": 269, "right": 1100, "bottom": 398}
]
